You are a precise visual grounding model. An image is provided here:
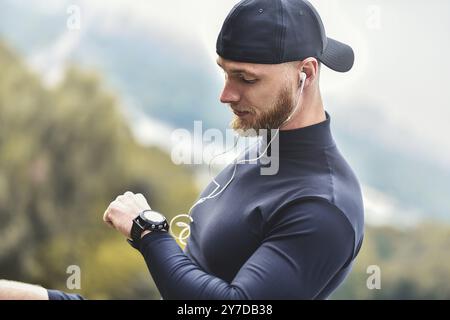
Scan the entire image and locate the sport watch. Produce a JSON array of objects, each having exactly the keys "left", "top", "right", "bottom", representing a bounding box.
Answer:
[{"left": 127, "top": 209, "right": 169, "bottom": 248}]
